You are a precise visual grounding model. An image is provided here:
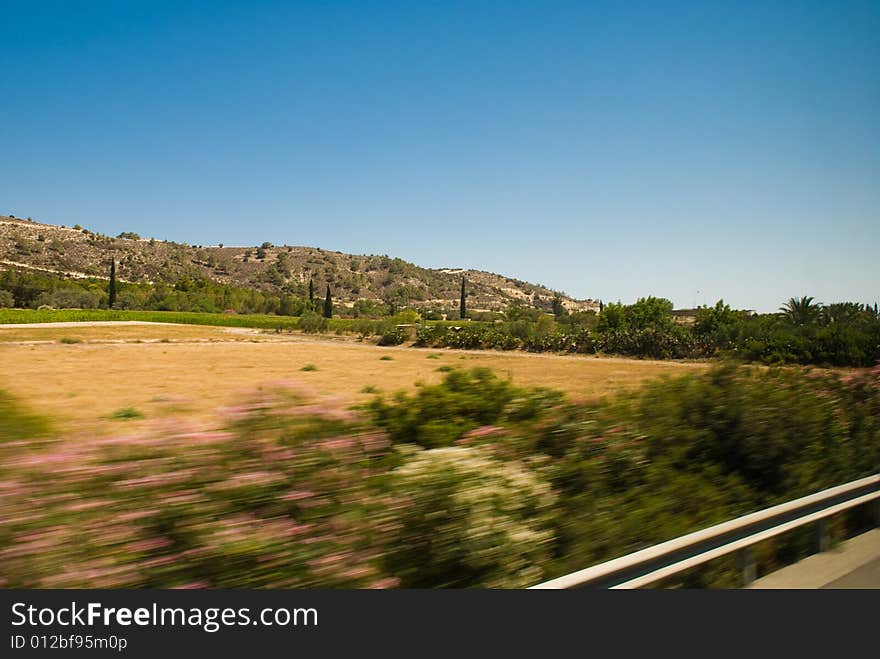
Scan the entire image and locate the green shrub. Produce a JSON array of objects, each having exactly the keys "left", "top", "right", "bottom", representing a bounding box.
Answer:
[
  {"left": 384, "top": 446, "right": 556, "bottom": 587},
  {"left": 377, "top": 328, "right": 408, "bottom": 346},
  {"left": 414, "top": 325, "right": 449, "bottom": 346},
  {"left": 532, "top": 364, "right": 880, "bottom": 577},
  {"left": 300, "top": 364, "right": 318, "bottom": 371},
  {"left": 298, "top": 311, "right": 328, "bottom": 334},
  {"left": 34, "top": 288, "right": 103, "bottom": 310},
  {"left": 369, "top": 368, "right": 561, "bottom": 448},
  {"left": 110, "top": 407, "right": 144, "bottom": 420},
  {"left": 352, "top": 319, "right": 378, "bottom": 339}
]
